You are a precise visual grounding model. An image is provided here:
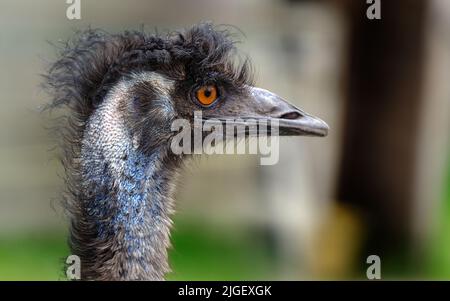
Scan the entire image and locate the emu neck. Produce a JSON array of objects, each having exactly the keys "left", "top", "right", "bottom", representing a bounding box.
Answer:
[{"left": 78, "top": 84, "right": 177, "bottom": 280}]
